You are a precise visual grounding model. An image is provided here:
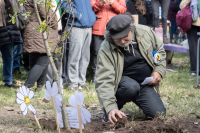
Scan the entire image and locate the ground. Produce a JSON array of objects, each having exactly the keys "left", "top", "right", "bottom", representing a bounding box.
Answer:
[{"left": 1, "top": 52, "right": 200, "bottom": 133}]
